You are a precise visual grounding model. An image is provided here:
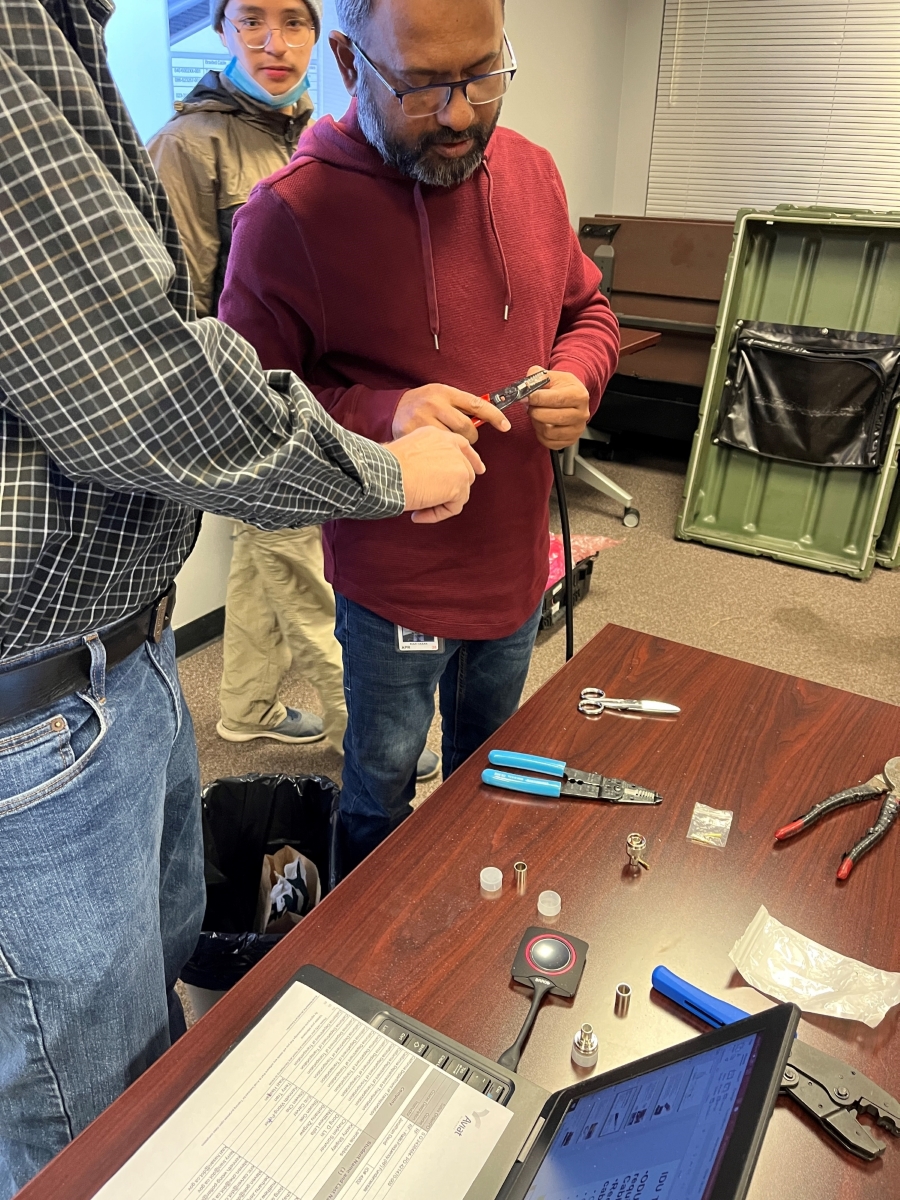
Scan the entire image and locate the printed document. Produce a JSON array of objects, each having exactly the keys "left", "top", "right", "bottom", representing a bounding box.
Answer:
[{"left": 96, "top": 982, "right": 513, "bottom": 1200}]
